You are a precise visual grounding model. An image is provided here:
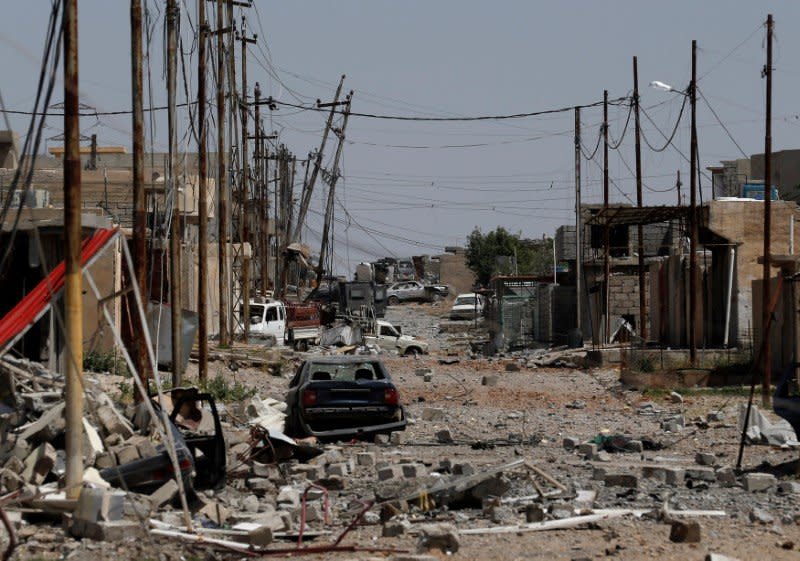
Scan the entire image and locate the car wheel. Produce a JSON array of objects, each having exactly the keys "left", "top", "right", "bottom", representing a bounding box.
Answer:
[
  {"left": 431, "top": 293, "right": 443, "bottom": 303},
  {"left": 388, "top": 296, "right": 400, "bottom": 306},
  {"left": 293, "top": 339, "right": 309, "bottom": 352},
  {"left": 404, "top": 347, "right": 421, "bottom": 357}
]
